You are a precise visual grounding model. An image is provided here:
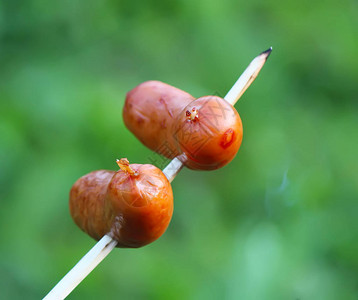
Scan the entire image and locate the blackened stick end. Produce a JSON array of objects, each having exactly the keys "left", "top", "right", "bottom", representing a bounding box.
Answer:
[{"left": 261, "top": 47, "right": 273, "bottom": 60}]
